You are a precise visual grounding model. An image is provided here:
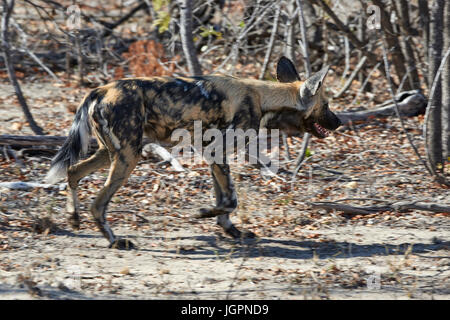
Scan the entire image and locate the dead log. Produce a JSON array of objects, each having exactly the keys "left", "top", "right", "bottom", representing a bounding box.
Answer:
[
  {"left": 0, "top": 135, "right": 71, "bottom": 147},
  {"left": 142, "top": 143, "right": 185, "bottom": 172},
  {"left": 0, "top": 181, "right": 62, "bottom": 191},
  {"left": 0, "top": 135, "right": 184, "bottom": 171},
  {"left": 309, "top": 200, "right": 450, "bottom": 215},
  {"left": 336, "top": 90, "right": 426, "bottom": 125},
  {"left": 309, "top": 202, "right": 383, "bottom": 215}
]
